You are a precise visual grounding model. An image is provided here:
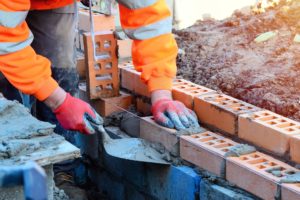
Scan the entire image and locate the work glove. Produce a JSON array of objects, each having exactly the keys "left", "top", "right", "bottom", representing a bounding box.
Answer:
[
  {"left": 151, "top": 99, "right": 200, "bottom": 130},
  {"left": 54, "top": 93, "right": 103, "bottom": 134}
]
